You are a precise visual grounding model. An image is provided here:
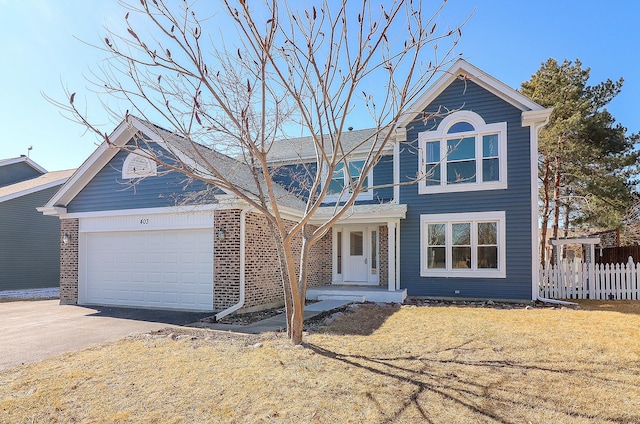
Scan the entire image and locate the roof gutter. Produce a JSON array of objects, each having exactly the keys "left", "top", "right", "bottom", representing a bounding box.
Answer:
[{"left": 215, "top": 207, "right": 249, "bottom": 321}]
